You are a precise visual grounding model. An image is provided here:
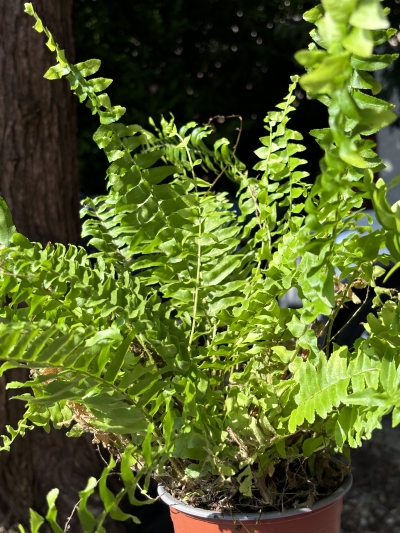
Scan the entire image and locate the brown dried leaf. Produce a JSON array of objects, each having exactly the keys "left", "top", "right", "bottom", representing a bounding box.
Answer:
[
  {"left": 352, "top": 278, "right": 367, "bottom": 289},
  {"left": 335, "top": 280, "right": 346, "bottom": 294},
  {"left": 347, "top": 287, "right": 362, "bottom": 304}
]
